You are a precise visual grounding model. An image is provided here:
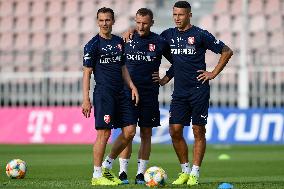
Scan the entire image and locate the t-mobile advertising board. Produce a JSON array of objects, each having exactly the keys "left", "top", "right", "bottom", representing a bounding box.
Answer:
[{"left": 0, "top": 107, "right": 283, "bottom": 144}]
